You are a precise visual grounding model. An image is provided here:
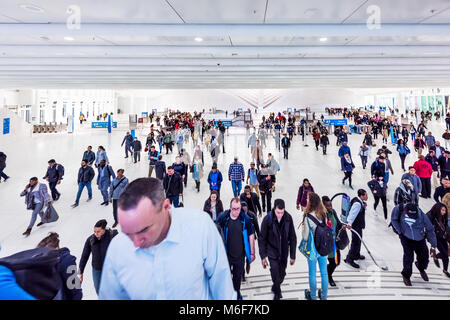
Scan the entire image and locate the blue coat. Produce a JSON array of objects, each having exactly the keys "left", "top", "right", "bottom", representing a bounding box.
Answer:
[
  {"left": 109, "top": 176, "right": 129, "bottom": 200},
  {"left": 338, "top": 145, "right": 351, "bottom": 158},
  {"left": 95, "top": 150, "right": 109, "bottom": 165},
  {"left": 341, "top": 157, "right": 355, "bottom": 172},
  {"left": 97, "top": 165, "right": 115, "bottom": 189},
  {"left": 57, "top": 248, "right": 82, "bottom": 300}
]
